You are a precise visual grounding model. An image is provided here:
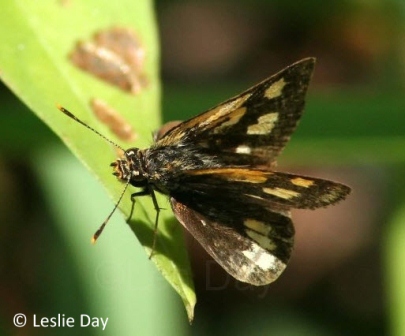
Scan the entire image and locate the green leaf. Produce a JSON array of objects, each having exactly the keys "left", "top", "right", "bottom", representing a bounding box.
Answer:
[
  {"left": 0, "top": 0, "right": 195, "bottom": 321},
  {"left": 385, "top": 201, "right": 405, "bottom": 336}
]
